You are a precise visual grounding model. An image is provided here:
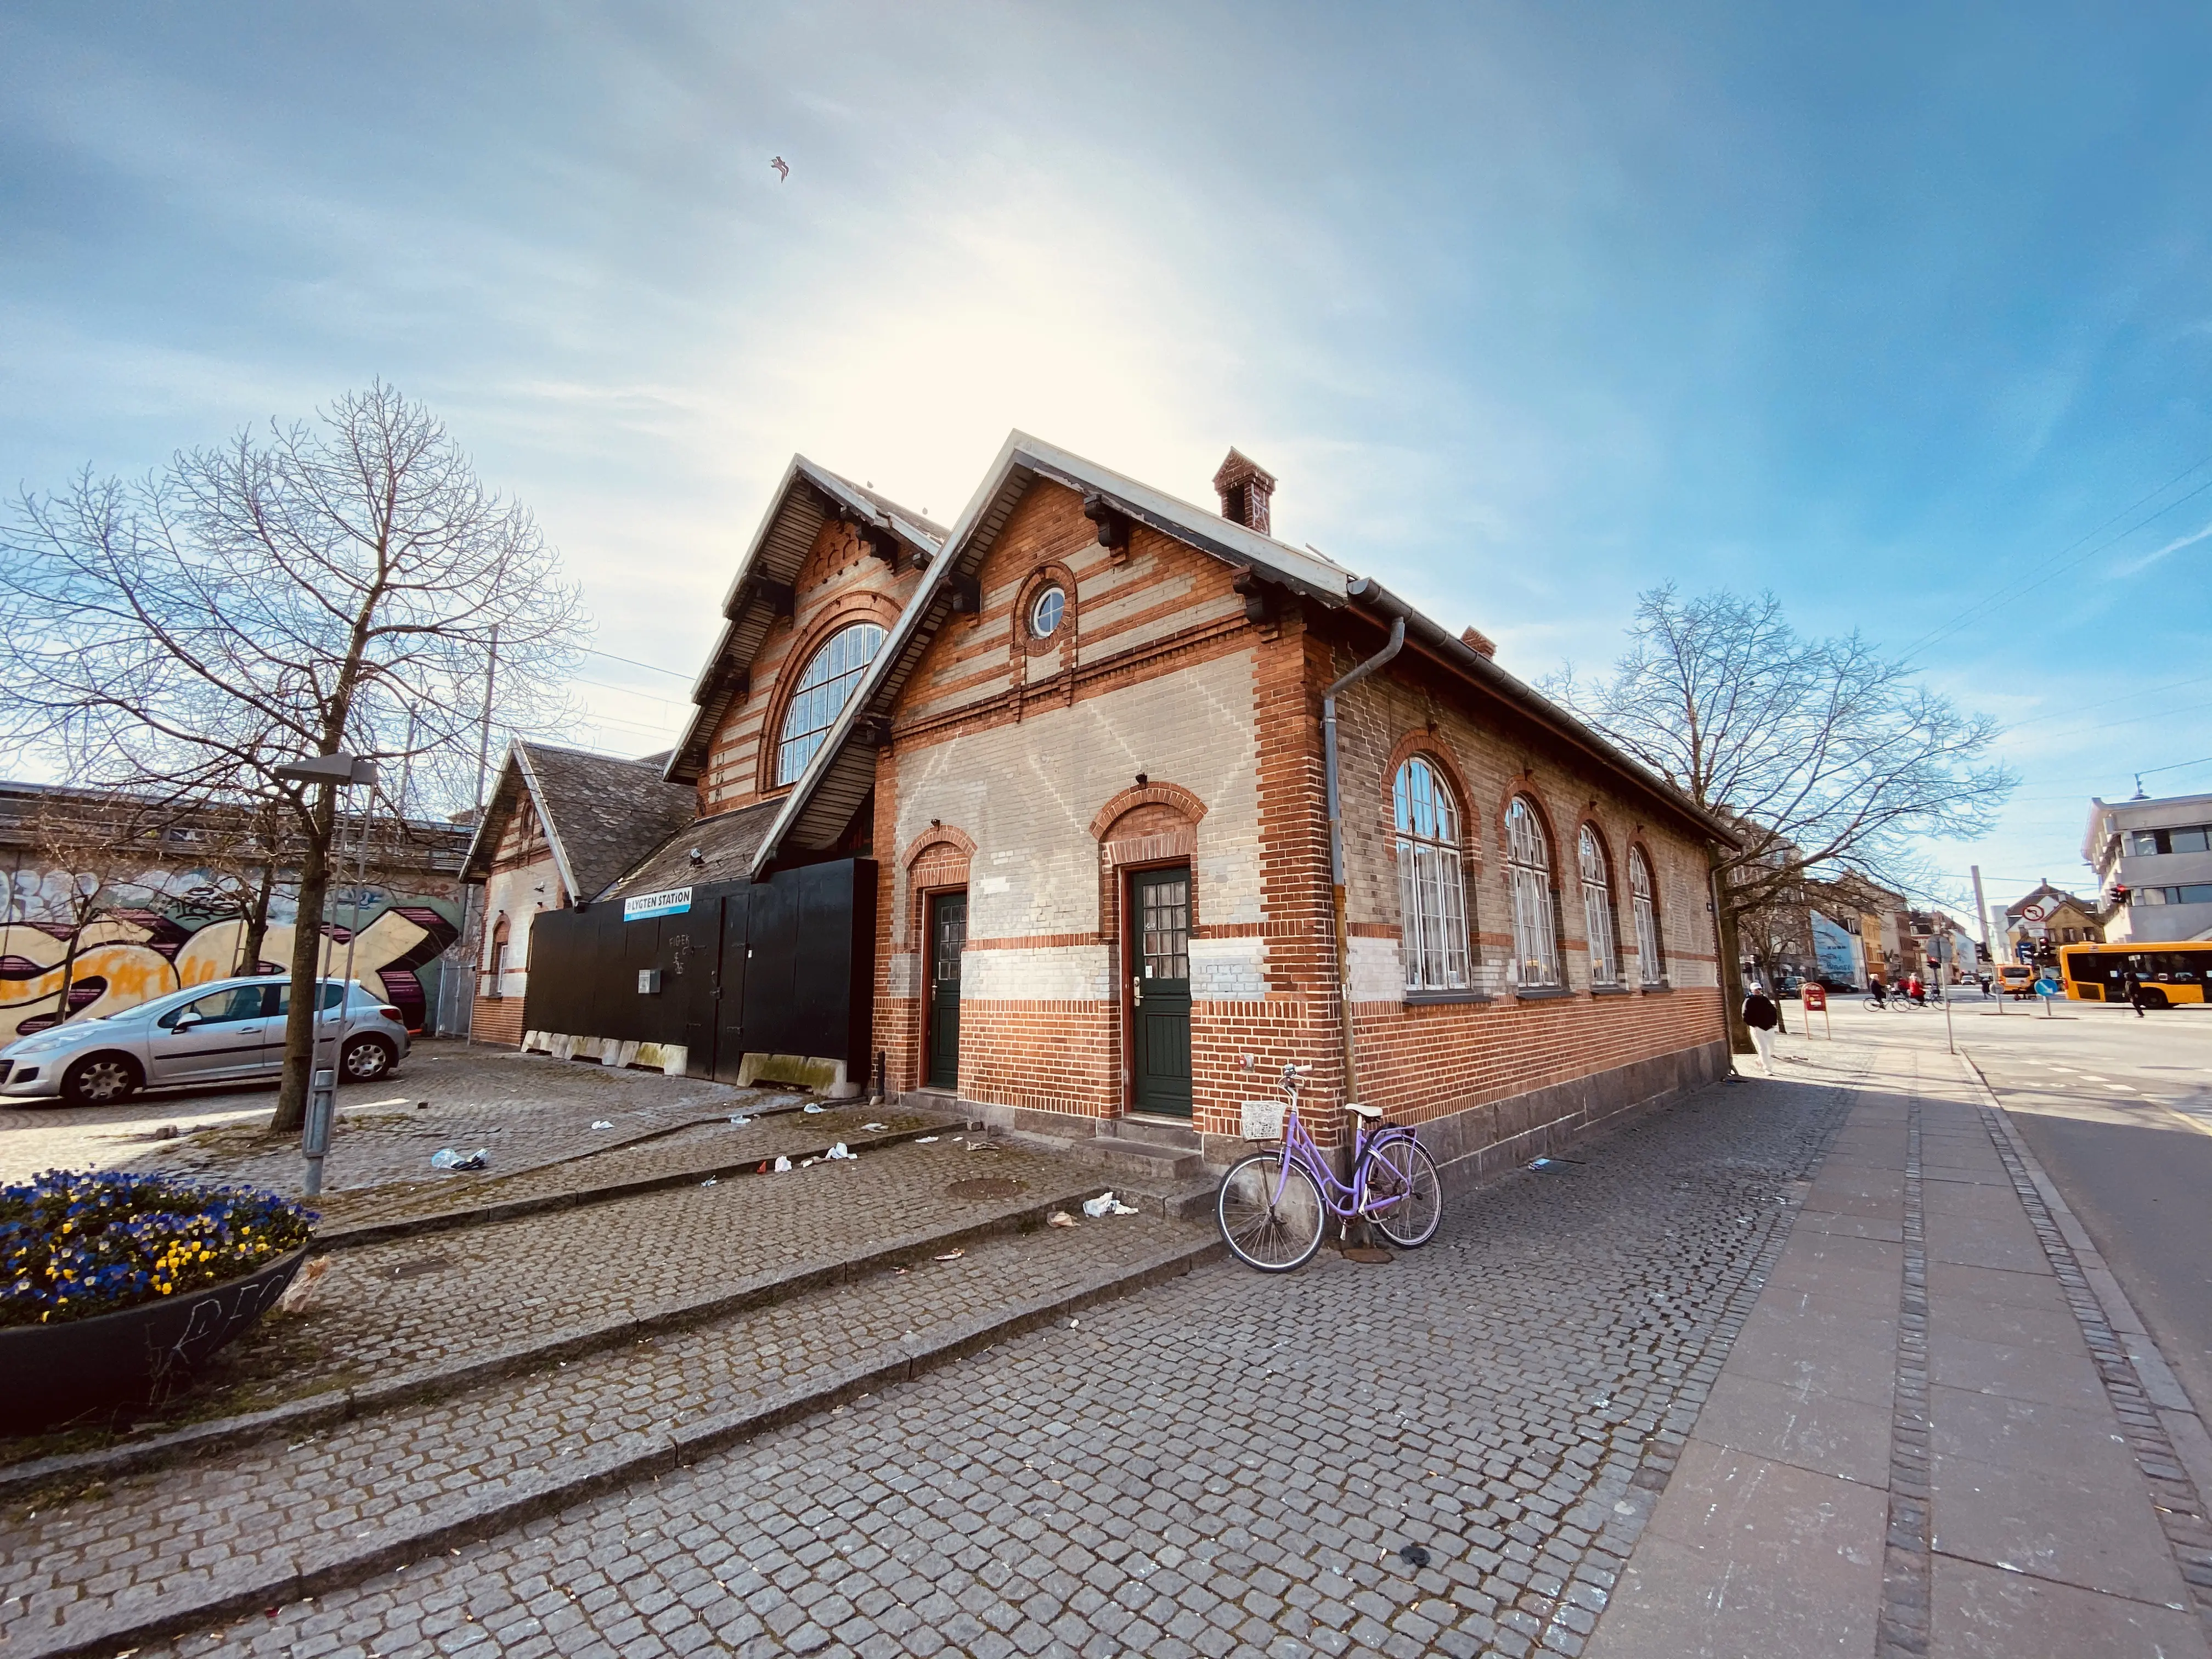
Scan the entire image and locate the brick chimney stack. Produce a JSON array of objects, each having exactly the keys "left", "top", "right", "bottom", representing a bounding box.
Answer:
[
  {"left": 1212, "top": 449, "right": 1276, "bottom": 535},
  {"left": 1460, "top": 626, "right": 1497, "bottom": 659}
]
